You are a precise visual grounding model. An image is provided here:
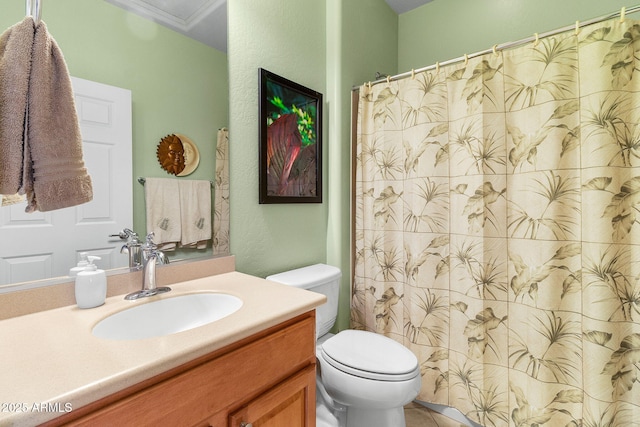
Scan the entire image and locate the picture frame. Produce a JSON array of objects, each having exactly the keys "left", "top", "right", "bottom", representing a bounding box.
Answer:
[{"left": 259, "top": 68, "right": 322, "bottom": 204}]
